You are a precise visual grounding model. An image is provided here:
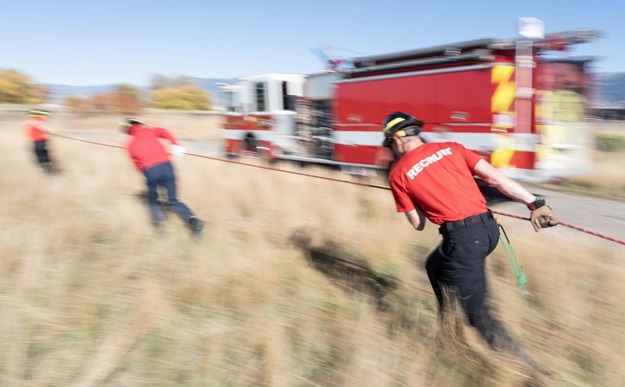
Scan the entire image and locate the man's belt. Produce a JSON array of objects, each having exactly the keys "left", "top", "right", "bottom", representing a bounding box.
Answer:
[{"left": 439, "top": 210, "right": 493, "bottom": 234}]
